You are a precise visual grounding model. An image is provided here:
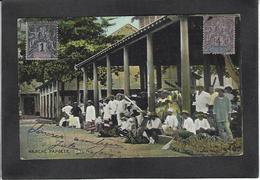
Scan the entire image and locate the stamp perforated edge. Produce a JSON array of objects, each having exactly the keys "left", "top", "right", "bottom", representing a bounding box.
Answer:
[
  {"left": 202, "top": 15, "right": 236, "bottom": 55},
  {"left": 26, "top": 21, "right": 59, "bottom": 60}
]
